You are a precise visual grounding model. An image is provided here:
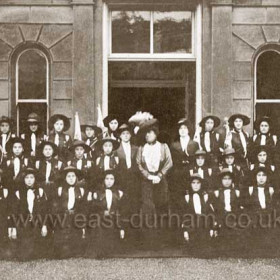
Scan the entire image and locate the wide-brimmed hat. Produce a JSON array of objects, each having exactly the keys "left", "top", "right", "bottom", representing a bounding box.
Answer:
[
  {"left": 69, "top": 140, "right": 91, "bottom": 153},
  {"left": 37, "top": 141, "right": 58, "bottom": 157},
  {"left": 21, "top": 167, "right": 38, "bottom": 178},
  {"left": 219, "top": 168, "right": 235, "bottom": 180},
  {"left": 6, "top": 137, "right": 25, "bottom": 153},
  {"left": 94, "top": 136, "right": 120, "bottom": 151},
  {"left": 137, "top": 119, "right": 159, "bottom": 136},
  {"left": 254, "top": 116, "right": 273, "bottom": 132},
  {"left": 228, "top": 114, "right": 250, "bottom": 127},
  {"left": 190, "top": 173, "right": 204, "bottom": 183},
  {"left": 222, "top": 148, "right": 236, "bottom": 157},
  {"left": 199, "top": 115, "right": 220, "bottom": 128},
  {"left": 103, "top": 114, "right": 120, "bottom": 128},
  {"left": 26, "top": 113, "right": 40, "bottom": 123},
  {"left": 0, "top": 116, "right": 13, "bottom": 126},
  {"left": 80, "top": 123, "right": 102, "bottom": 135},
  {"left": 118, "top": 123, "right": 133, "bottom": 135},
  {"left": 177, "top": 118, "right": 191, "bottom": 128},
  {"left": 194, "top": 149, "right": 207, "bottom": 157},
  {"left": 48, "top": 114, "right": 70, "bottom": 131},
  {"left": 61, "top": 166, "right": 83, "bottom": 180}
]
